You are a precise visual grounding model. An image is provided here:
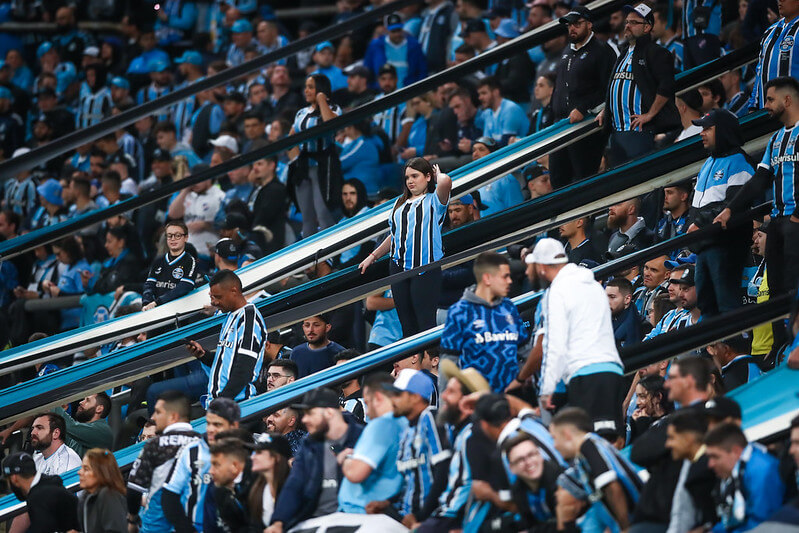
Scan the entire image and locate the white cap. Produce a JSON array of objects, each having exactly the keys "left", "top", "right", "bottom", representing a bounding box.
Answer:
[
  {"left": 83, "top": 46, "right": 100, "bottom": 57},
  {"left": 209, "top": 134, "right": 239, "bottom": 154},
  {"left": 12, "top": 147, "right": 30, "bottom": 158},
  {"left": 525, "top": 237, "right": 568, "bottom": 265}
]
